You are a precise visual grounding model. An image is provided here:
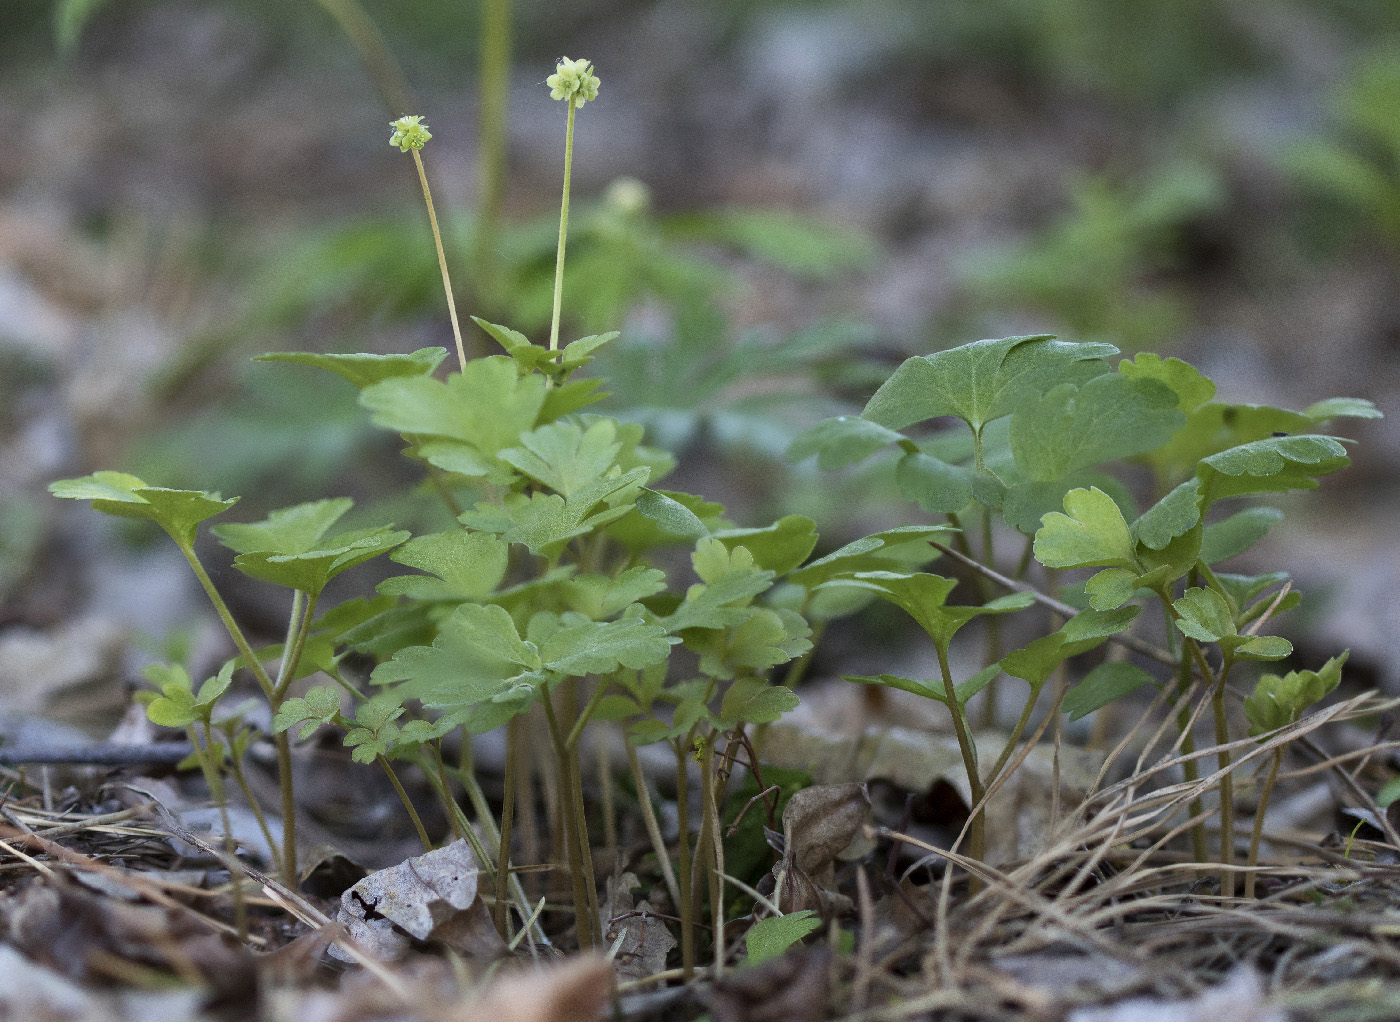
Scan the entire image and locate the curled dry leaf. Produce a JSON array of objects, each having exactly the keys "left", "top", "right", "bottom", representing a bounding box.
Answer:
[
  {"left": 770, "top": 782, "right": 870, "bottom": 917},
  {"left": 764, "top": 685, "right": 1101, "bottom": 863},
  {"left": 600, "top": 871, "right": 676, "bottom": 979},
  {"left": 331, "top": 838, "right": 505, "bottom": 963}
]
